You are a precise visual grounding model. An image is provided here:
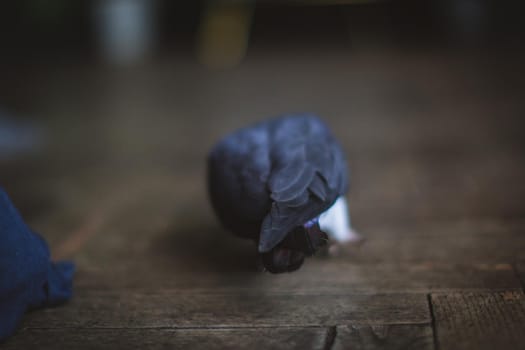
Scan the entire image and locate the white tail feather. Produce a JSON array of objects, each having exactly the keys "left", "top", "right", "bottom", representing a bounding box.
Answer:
[{"left": 319, "top": 196, "right": 359, "bottom": 243}]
